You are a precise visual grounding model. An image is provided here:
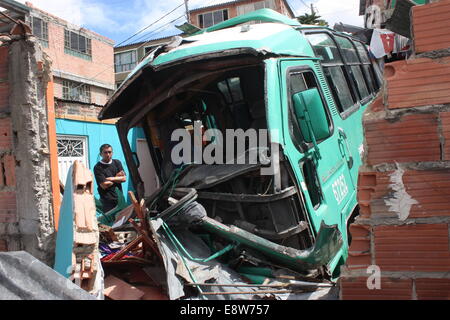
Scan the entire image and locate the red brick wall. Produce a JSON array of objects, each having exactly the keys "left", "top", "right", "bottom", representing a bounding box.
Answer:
[
  {"left": 384, "top": 57, "right": 450, "bottom": 109},
  {"left": 55, "top": 100, "right": 102, "bottom": 120},
  {"left": 0, "top": 239, "right": 6, "bottom": 251},
  {"left": 340, "top": 0, "right": 450, "bottom": 300},
  {"left": 413, "top": 0, "right": 450, "bottom": 53},
  {"left": 53, "top": 78, "right": 110, "bottom": 106}
]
